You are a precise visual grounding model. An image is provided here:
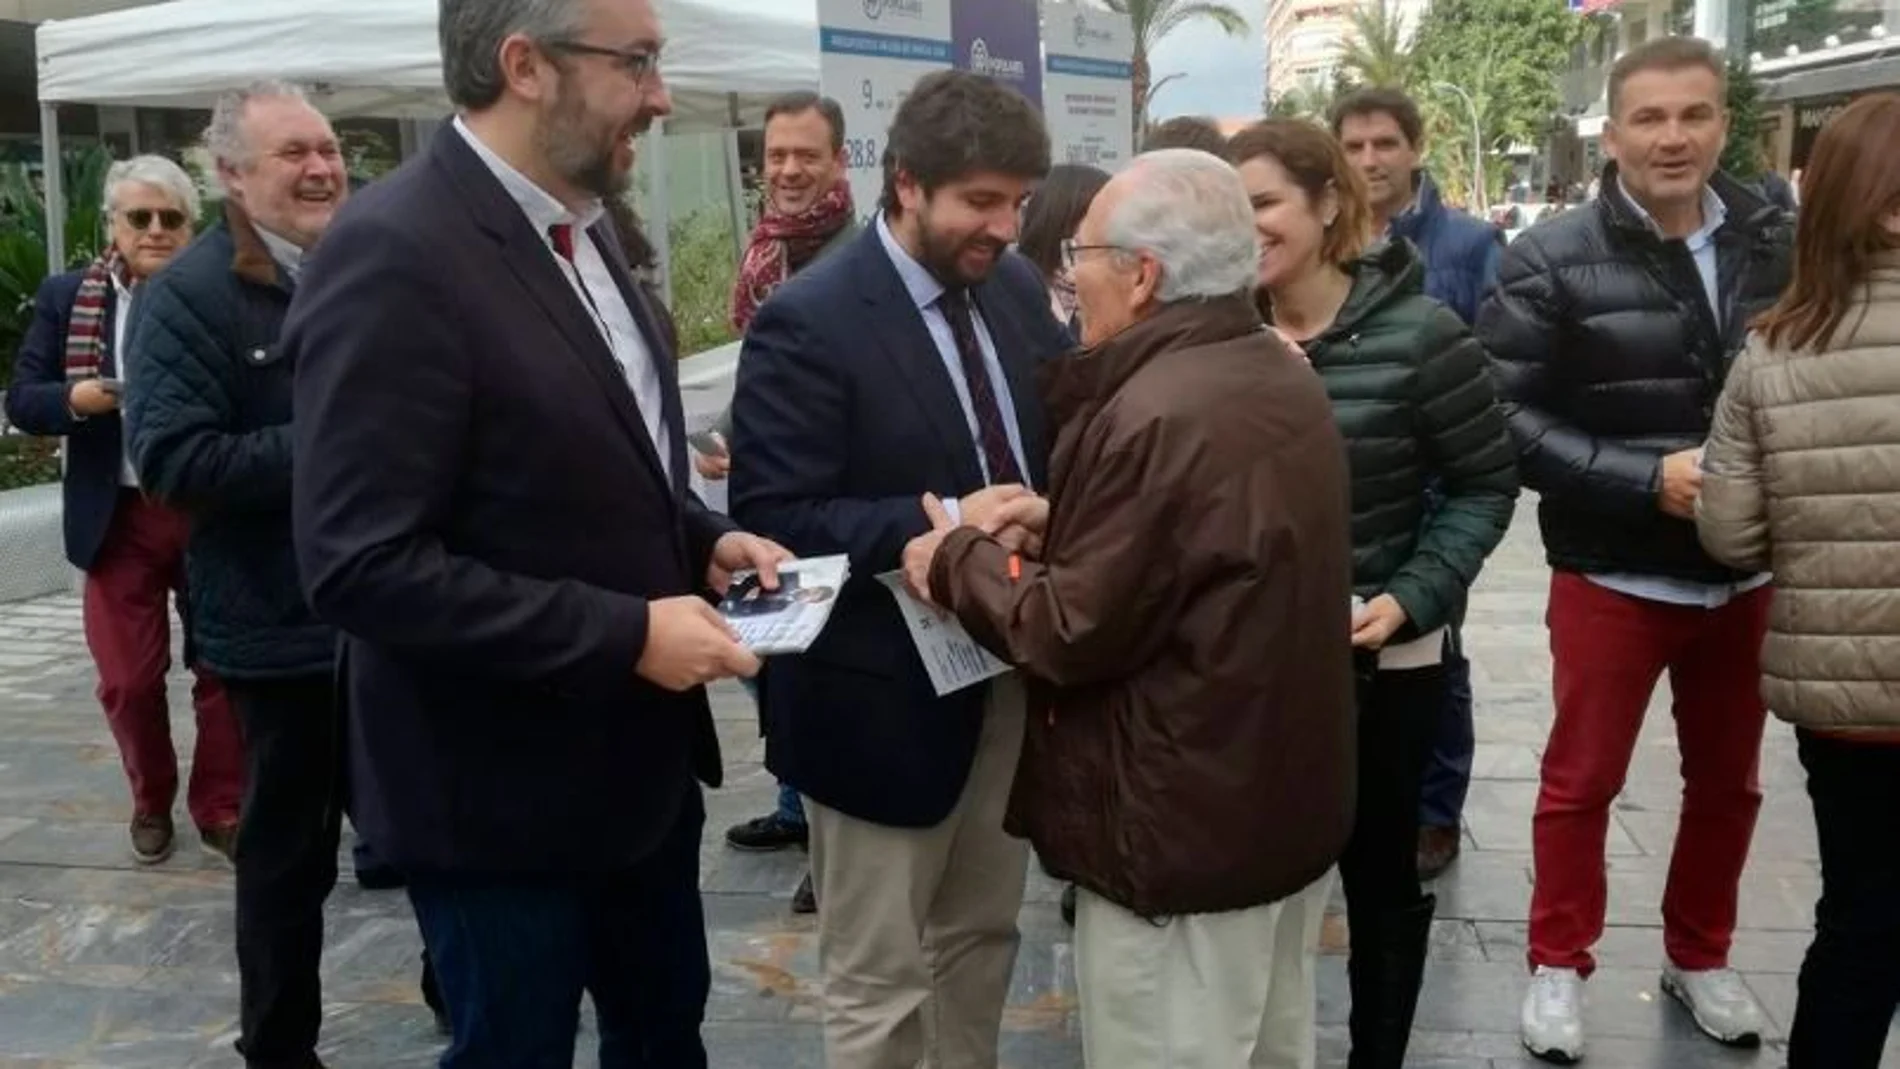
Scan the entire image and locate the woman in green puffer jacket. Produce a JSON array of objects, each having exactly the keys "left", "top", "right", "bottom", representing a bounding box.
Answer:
[{"left": 1227, "top": 120, "right": 1520, "bottom": 1069}]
